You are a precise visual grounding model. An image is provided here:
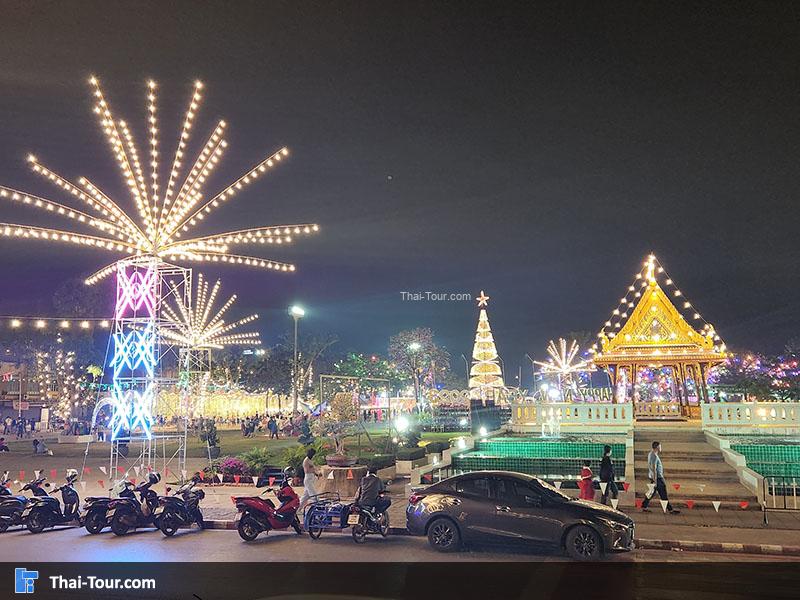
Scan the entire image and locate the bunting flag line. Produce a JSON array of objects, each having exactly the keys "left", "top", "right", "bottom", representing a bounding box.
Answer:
[
  {"left": 18, "top": 470, "right": 24, "bottom": 481},
  {"left": 622, "top": 482, "right": 630, "bottom": 492},
  {"left": 599, "top": 482, "right": 608, "bottom": 495},
  {"left": 698, "top": 484, "right": 706, "bottom": 492},
  {"left": 685, "top": 500, "right": 695, "bottom": 510},
  {"left": 34, "top": 470, "right": 41, "bottom": 479},
  {"left": 131, "top": 478, "right": 137, "bottom": 486},
  {"left": 97, "top": 480, "right": 105, "bottom": 489},
  {"left": 99, "top": 466, "right": 107, "bottom": 475},
  {"left": 635, "top": 498, "right": 643, "bottom": 509},
  {"left": 646, "top": 482, "right": 655, "bottom": 496},
  {"left": 79, "top": 481, "right": 86, "bottom": 491},
  {"left": 234, "top": 475, "right": 241, "bottom": 484},
  {"left": 198, "top": 471, "right": 205, "bottom": 480},
  {"left": 133, "top": 466, "right": 140, "bottom": 476},
  {"left": 251, "top": 476, "right": 258, "bottom": 486},
  {"left": 216, "top": 473, "right": 224, "bottom": 483},
  {"left": 610, "top": 498, "right": 619, "bottom": 509},
  {"left": 50, "top": 469, "right": 57, "bottom": 479},
  {"left": 659, "top": 500, "right": 668, "bottom": 513},
  {"left": 739, "top": 501, "right": 749, "bottom": 509},
  {"left": 83, "top": 467, "right": 91, "bottom": 475},
  {"left": 347, "top": 469, "right": 354, "bottom": 480},
  {"left": 268, "top": 477, "right": 275, "bottom": 487},
  {"left": 712, "top": 501, "right": 721, "bottom": 512},
  {"left": 673, "top": 483, "right": 681, "bottom": 491},
  {"left": 327, "top": 471, "right": 334, "bottom": 480},
  {"left": 554, "top": 481, "right": 562, "bottom": 489}
]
